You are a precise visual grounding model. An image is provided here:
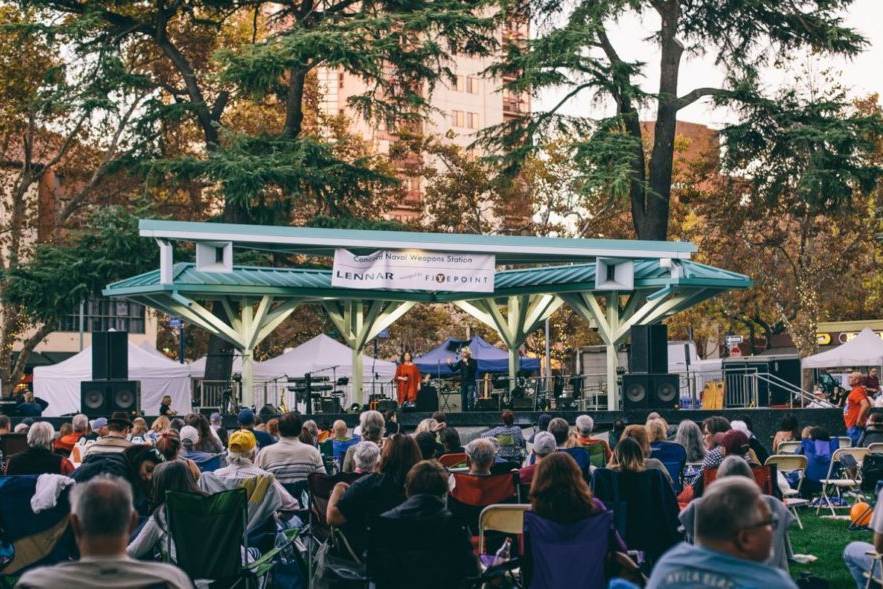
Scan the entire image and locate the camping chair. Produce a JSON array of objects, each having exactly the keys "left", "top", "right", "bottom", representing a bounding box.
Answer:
[
  {"left": 765, "top": 455, "right": 809, "bottom": 529},
  {"left": 702, "top": 464, "right": 779, "bottom": 499},
  {"left": 651, "top": 441, "right": 688, "bottom": 494},
  {"left": 164, "top": 488, "right": 299, "bottom": 589},
  {"left": 0, "top": 434, "right": 28, "bottom": 467},
  {"left": 817, "top": 447, "right": 869, "bottom": 517},
  {"left": 191, "top": 452, "right": 224, "bottom": 473},
  {"left": 305, "top": 471, "right": 365, "bottom": 581},
  {"left": 366, "top": 515, "right": 478, "bottom": 589},
  {"left": 777, "top": 441, "right": 802, "bottom": 455},
  {"left": 868, "top": 443, "right": 883, "bottom": 455},
  {"left": 561, "top": 447, "right": 591, "bottom": 479},
  {"left": 439, "top": 452, "right": 468, "bottom": 468},
  {"left": 585, "top": 442, "right": 608, "bottom": 469},
  {"left": 449, "top": 472, "right": 518, "bottom": 541},
  {"left": 0, "top": 475, "right": 76, "bottom": 576},
  {"left": 522, "top": 510, "right": 613, "bottom": 588}
]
